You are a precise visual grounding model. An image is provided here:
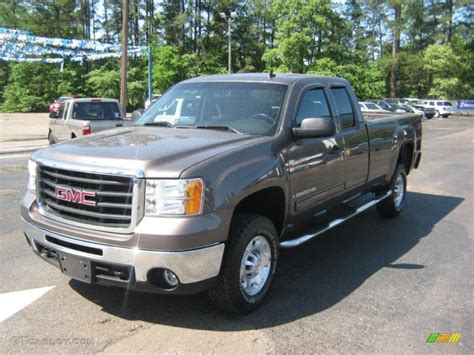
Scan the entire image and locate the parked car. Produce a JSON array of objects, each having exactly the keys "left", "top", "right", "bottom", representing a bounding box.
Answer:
[
  {"left": 48, "top": 98, "right": 124, "bottom": 144},
  {"left": 410, "top": 101, "right": 436, "bottom": 119},
  {"left": 49, "top": 95, "right": 80, "bottom": 113},
  {"left": 398, "top": 104, "right": 425, "bottom": 119},
  {"left": 24, "top": 74, "right": 422, "bottom": 313},
  {"left": 420, "top": 100, "right": 453, "bottom": 118},
  {"left": 359, "top": 101, "right": 391, "bottom": 113},
  {"left": 367, "top": 99, "right": 398, "bottom": 112}
]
